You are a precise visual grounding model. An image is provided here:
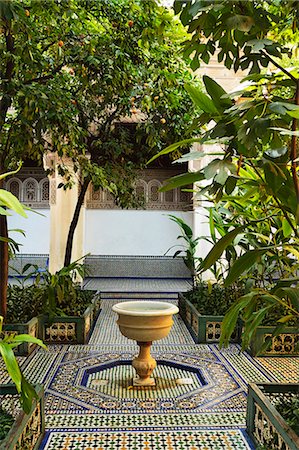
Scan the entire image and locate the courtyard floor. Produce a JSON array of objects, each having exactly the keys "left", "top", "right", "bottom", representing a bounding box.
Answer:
[{"left": 16, "top": 293, "right": 299, "bottom": 449}]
